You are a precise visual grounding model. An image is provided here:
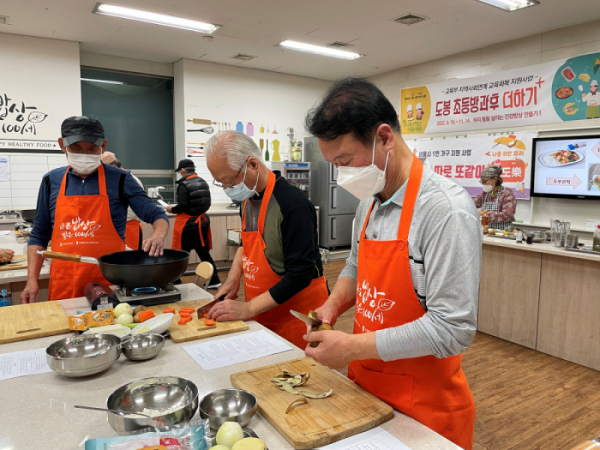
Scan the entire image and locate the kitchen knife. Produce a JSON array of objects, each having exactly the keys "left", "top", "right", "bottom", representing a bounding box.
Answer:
[
  {"left": 197, "top": 295, "right": 226, "bottom": 315},
  {"left": 290, "top": 309, "right": 321, "bottom": 328},
  {"left": 0, "top": 257, "right": 27, "bottom": 266}
]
